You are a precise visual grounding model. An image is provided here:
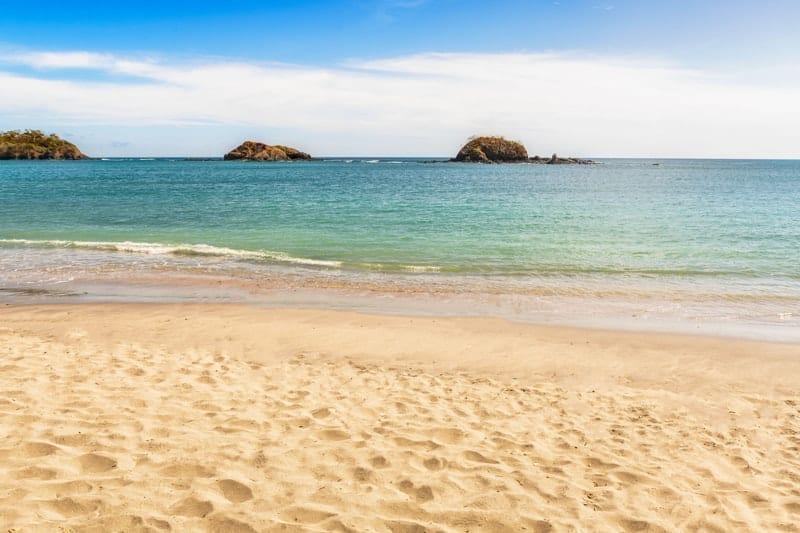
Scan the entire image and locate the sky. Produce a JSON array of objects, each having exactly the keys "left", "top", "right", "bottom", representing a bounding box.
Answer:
[{"left": 1, "top": 0, "right": 799, "bottom": 157}]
